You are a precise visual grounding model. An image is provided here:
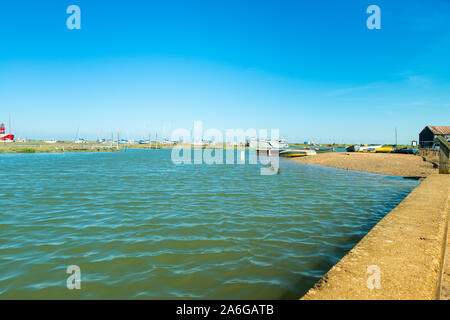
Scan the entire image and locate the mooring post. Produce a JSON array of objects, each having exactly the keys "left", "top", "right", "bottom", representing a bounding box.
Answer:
[{"left": 437, "top": 136, "right": 450, "bottom": 174}]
